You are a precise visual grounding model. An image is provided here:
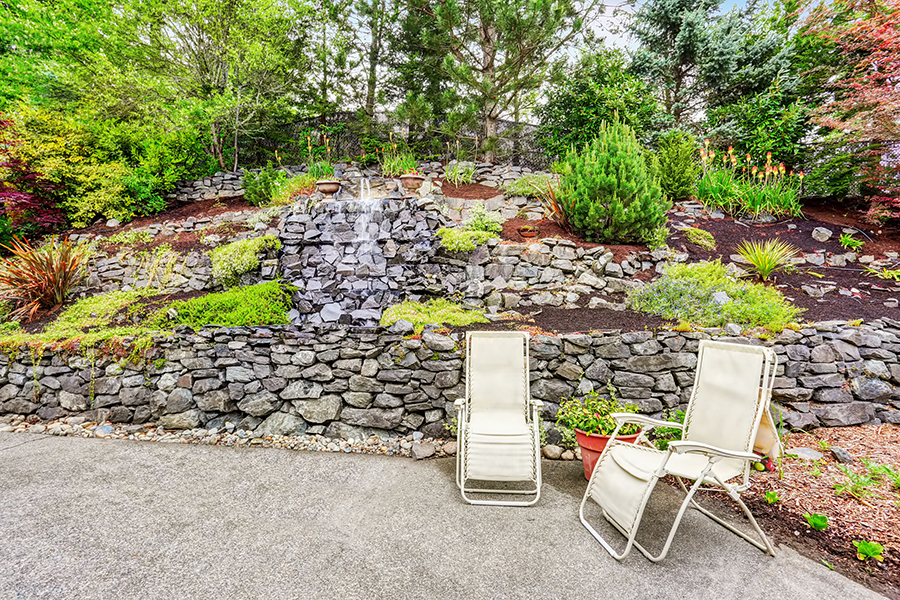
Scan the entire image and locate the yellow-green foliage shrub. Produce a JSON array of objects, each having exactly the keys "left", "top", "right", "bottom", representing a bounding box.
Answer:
[
  {"left": 14, "top": 107, "right": 134, "bottom": 227},
  {"left": 209, "top": 235, "right": 281, "bottom": 287}
]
